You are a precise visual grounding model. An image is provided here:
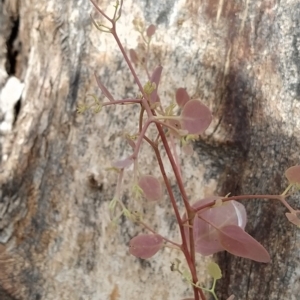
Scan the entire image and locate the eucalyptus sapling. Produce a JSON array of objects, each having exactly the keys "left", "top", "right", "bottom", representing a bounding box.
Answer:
[{"left": 78, "top": 1, "right": 300, "bottom": 299}]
